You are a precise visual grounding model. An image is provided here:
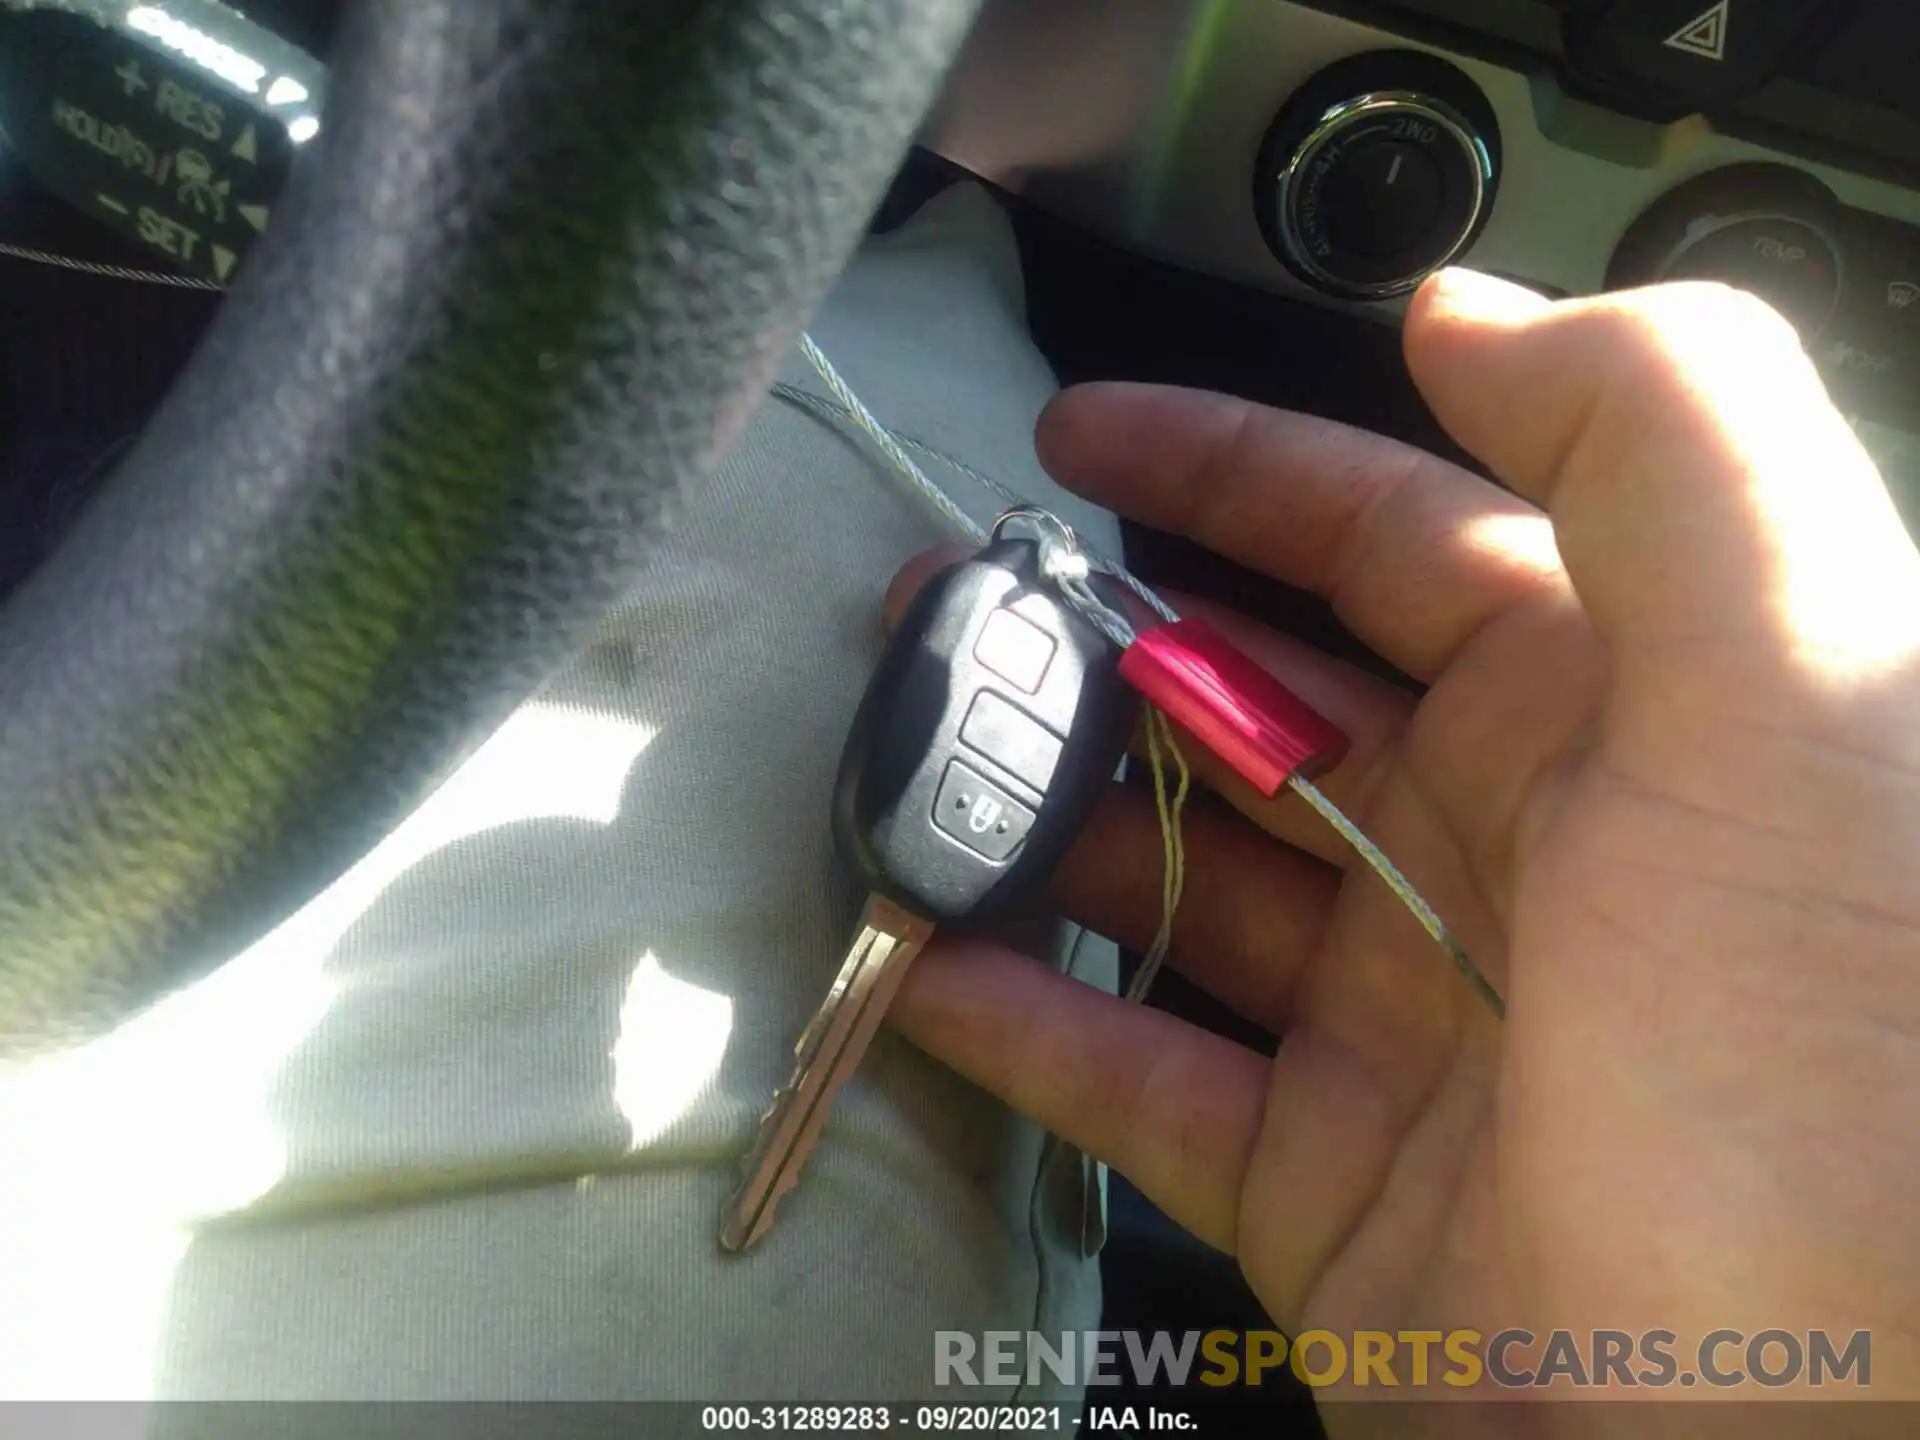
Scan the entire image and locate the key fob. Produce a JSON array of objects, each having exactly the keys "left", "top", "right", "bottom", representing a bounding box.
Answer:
[{"left": 833, "top": 537, "right": 1139, "bottom": 924}]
